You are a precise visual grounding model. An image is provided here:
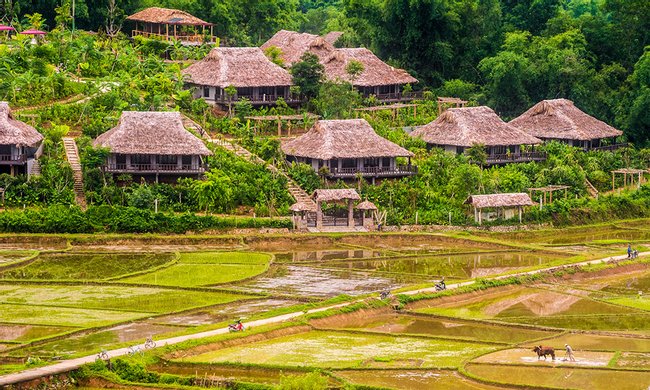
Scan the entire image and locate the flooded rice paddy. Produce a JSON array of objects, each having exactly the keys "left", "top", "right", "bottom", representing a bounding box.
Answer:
[{"left": 0, "top": 228, "right": 648, "bottom": 389}]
